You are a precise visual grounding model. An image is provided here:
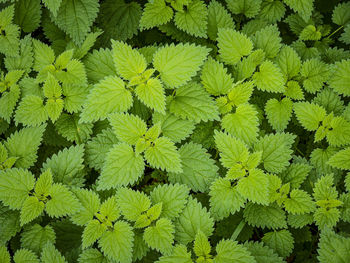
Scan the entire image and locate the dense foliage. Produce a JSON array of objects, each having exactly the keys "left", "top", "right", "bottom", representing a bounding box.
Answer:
[{"left": 0, "top": 0, "right": 350, "bottom": 262}]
